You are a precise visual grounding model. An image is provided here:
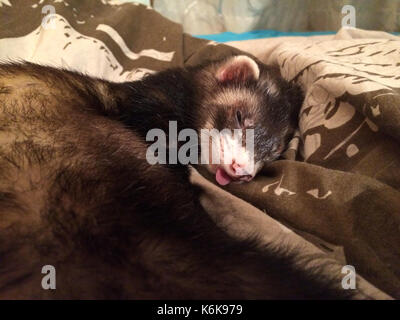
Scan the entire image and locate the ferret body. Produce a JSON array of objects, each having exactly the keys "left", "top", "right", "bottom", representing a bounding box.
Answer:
[{"left": 0, "top": 56, "right": 354, "bottom": 299}]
